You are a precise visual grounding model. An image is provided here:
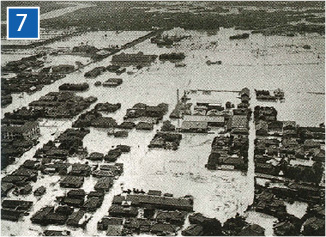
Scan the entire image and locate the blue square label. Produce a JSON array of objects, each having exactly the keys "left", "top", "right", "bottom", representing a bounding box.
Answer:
[{"left": 7, "top": 7, "right": 40, "bottom": 40}]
